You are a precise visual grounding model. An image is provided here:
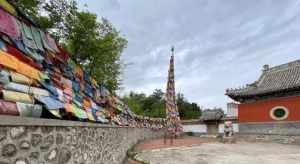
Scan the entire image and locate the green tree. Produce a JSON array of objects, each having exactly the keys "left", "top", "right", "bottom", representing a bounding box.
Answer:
[
  {"left": 122, "top": 90, "right": 201, "bottom": 119},
  {"left": 10, "top": 0, "right": 127, "bottom": 92},
  {"left": 176, "top": 93, "right": 202, "bottom": 120},
  {"left": 11, "top": 0, "right": 77, "bottom": 32},
  {"left": 141, "top": 89, "right": 165, "bottom": 117},
  {"left": 9, "top": 0, "right": 42, "bottom": 20},
  {"left": 42, "top": 0, "right": 78, "bottom": 40},
  {"left": 123, "top": 92, "right": 146, "bottom": 115},
  {"left": 152, "top": 89, "right": 164, "bottom": 100}
]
